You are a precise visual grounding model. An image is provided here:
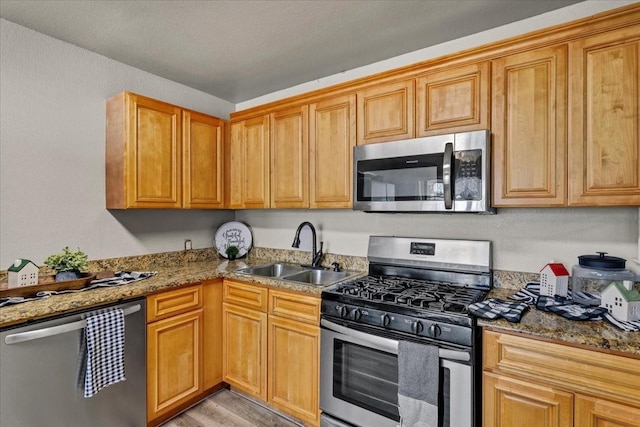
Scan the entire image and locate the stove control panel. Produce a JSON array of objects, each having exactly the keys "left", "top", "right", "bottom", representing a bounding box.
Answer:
[
  {"left": 410, "top": 242, "right": 436, "bottom": 256},
  {"left": 321, "top": 300, "right": 473, "bottom": 347}
]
